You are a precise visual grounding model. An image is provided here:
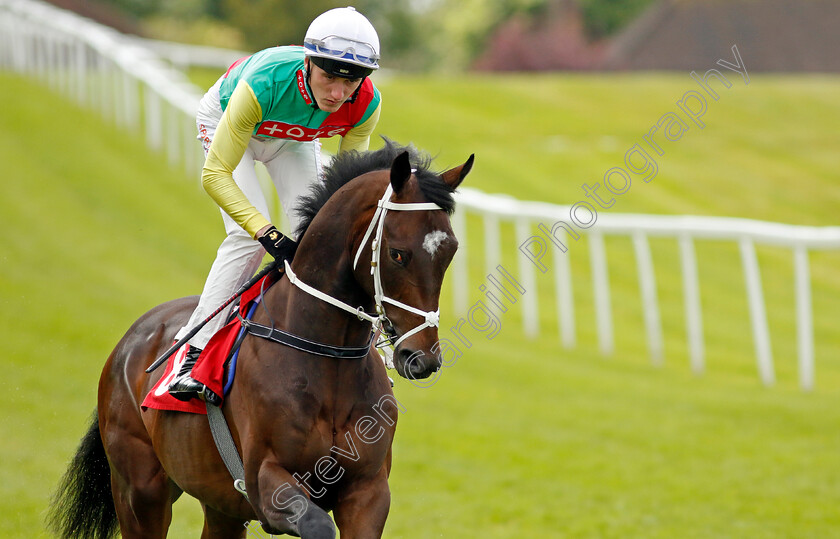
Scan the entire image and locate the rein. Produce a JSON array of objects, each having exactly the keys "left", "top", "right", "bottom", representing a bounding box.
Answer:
[
  {"left": 283, "top": 182, "right": 444, "bottom": 366},
  {"left": 239, "top": 318, "right": 375, "bottom": 360}
]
